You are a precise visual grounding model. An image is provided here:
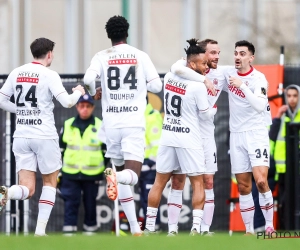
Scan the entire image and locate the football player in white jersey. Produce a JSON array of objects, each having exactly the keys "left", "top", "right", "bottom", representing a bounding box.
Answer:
[
  {"left": 0, "top": 38, "right": 85, "bottom": 236},
  {"left": 161, "top": 39, "right": 225, "bottom": 236},
  {"left": 84, "top": 16, "right": 162, "bottom": 236},
  {"left": 145, "top": 39, "right": 215, "bottom": 236},
  {"left": 223, "top": 40, "right": 274, "bottom": 235}
]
